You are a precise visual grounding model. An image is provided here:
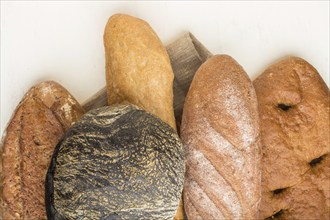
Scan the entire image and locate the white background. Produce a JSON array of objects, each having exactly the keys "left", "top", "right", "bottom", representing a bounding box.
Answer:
[{"left": 1, "top": 1, "right": 329, "bottom": 135}]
